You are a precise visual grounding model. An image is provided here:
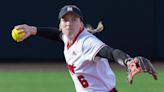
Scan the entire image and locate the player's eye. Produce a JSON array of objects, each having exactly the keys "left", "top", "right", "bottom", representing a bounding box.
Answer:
[
  {"left": 72, "top": 18, "right": 80, "bottom": 23},
  {"left": 62, "top": 18, "right": 68, "bottom": 22},
  {"left": 72, "top": 18, "right": 77, "bottom": 22}
]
